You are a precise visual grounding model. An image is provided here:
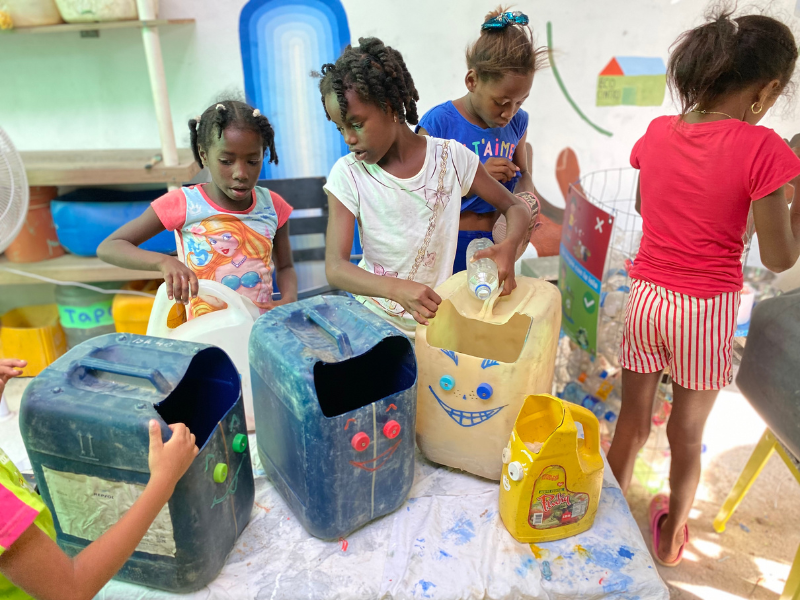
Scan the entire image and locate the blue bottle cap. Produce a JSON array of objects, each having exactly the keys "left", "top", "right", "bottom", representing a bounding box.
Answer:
[
  {"left": 439, "top": 375, "right": 455, "bottom": 391},
  {"left": 474, "top": 284, "right": 492, "bottom": 299},
  {"left": 477, "top": 383, "right": 493, "bottom": 400}
]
